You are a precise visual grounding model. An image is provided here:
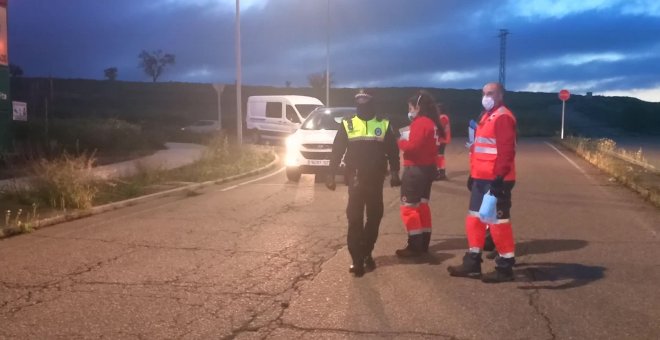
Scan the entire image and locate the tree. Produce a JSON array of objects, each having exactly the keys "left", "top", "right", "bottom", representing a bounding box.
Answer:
[
  {"left": 138, "top": 50, "right": 176, "bottom": 82},
  {"left": 9, "top": 63, "right": 23, "bottom": 77},
  {"left": 285, "top": 80, "right": 292, "bottom": 88},
  {"left": 104, "top": 67, "right": 118, "bottom": 81},
  {"left": 307, "top": 71, "right": 333, "bottom": 90}
]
